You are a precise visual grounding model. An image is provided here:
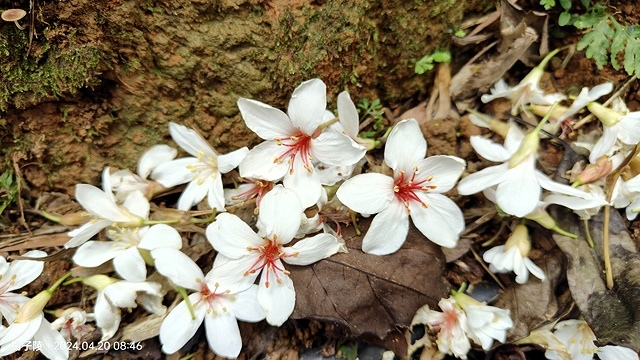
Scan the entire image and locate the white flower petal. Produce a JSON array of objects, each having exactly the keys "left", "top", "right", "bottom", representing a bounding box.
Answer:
[
  {"left": 311, "top": 130, "right": 365, "bottom": 167},
  {"left": 34, "top": 318, "right": 69, "bottom": 360},
  {"left": 113, "top": 247, "right": 147, "bottom": 282},
  {"left": 470, "top": 136, "right": 512, "bottom": 162},
  {"left": 210, "top": 255, "right": 260, "bottom": 291},
  {"left": 362, "top": 200, "right": 410, "bottom": 255},
  {"left": 177, "top": 178, "right": 211, "bottom": 211},
  {"left": 258, "top": 269, "right": 296, "bottom": 326},
  {"left": 3, "top": 254, "right": 45, "bottom": 291},
  {"left": 496, "top": 159, "right": 540, "bottom": 217},
  {"left": 239, "top": 141, "right": 289, "bottom": 181},
  {"left": 160, "top": 294, "right": 206, "bottom": 354},
  {"left": 597, "top": 345, "right": 639, "bottom": 360},
  {"left": 543, "top": 194, "right": 608, "bottom": 210},
  {"left": 457, "top": 163, "right": 510, "bottom": 196},
  {"left": 231, "top": 285, "right": 266, "bottom": 322},
  {"left": 122, "top": 190, "right": 150, "bottom": 219},
  {"left": 288, "top": 78, "right": 327, "bottom": 134},
  {"left": 337, "top": 91, "right": 359, "bottom": 138},
  {"left": 282, "top": 159, "right": 322, "bottom": 209},
  {"left": 218, "top": 147, "right": 250, "bottom": 174},
  {"left": 75, "top": 184, "right": 131, "bottom": 222},
  {"left": 336, "top": 173, "right": 394, "bottom": 214},
  {"left": 138, "top": 224, "right": 182, "bottom": 250},
  {"left": 523, "top": 258, "right": 546, "bottom": 282},
  {"left": 282, "top": 233, "right": 342, "bottom": 265},
  {"left": 238, "top": 98, "right": 297, "bottom": 139},
  {"left": 204, "top": 311, "right": 242, "bottom": 358},
  {"left": 535, "top": 171, "right": 595, "bottom": 198},
  {"left": 138, "top": 144, "right": 178, "bottom": 178},
  {"left": 410, "top": 193, "right": 463, "bottom": 248},
  {"left": 65, "top": 219, "right": 112, "bottom": 248},
  {"left": 206, "top": 173, "right": 226, "bottom": 212},
  {"left": 102, "top": 167, "right": 117, "bottom": 203},
  {"left": 589, "top": 126, "right": 618, "bottom": 163},
  {"left": 384, "top": 119, "right": 427, "bottom": 172},
  {"left": 416, "top": 156, "right": 466, "bottom": 193},
  {"left": 0, "top": 293, "right": 29, "bottom": 323},
  {"left": 206, "top": 213, "right": 264, "bottom": 258},
  {"left": 503, "top": 123, "right": 526, "bottom": 154},
  {"left": 73, "top": 241, "right": 123, "bottom": 268},
  {"left": 258, "top": 186, "right": 302, "bottom": 244},
  {"left": 94, "top": 292, "right": 119, "bottom": 341},
  {"left": 617, "top": 113, "right": 640, "bottom": 145},
  {"left": 151, "top": 158, "right": 199, "bottom": 187},
  {"left": 151, "top": 247, "right": 204, "bottom": 290},
  {"left": 169, "top": 122, "right": 217, "bottom": 159}
]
